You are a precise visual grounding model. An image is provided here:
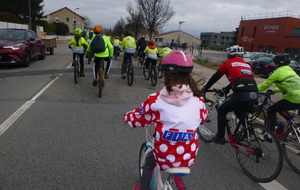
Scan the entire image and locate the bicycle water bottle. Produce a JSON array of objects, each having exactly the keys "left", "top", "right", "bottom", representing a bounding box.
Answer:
[{"left": 276, "top": 121, "right": 285, "bottom": 134}]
